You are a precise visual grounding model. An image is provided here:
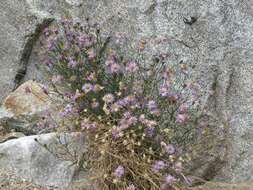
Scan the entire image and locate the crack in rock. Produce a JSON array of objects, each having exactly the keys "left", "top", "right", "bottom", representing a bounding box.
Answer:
[
  {"left": 13, "top": 18, "right": 54, "bottom": 90},
  {"left": 143, "top": 1, "right": 158, "bottom": 15}
]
